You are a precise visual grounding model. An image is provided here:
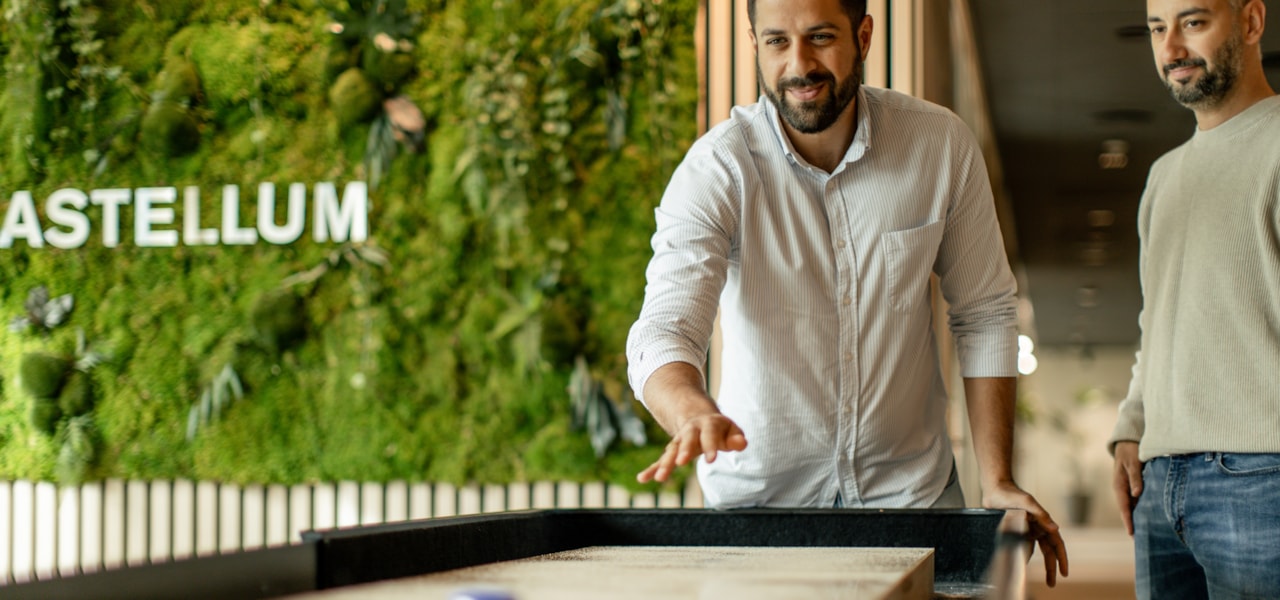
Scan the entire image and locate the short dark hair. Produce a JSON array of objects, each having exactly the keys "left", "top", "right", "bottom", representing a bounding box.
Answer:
[{"left": 747, "top": 0, "right": 868, "bottom": 32}]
